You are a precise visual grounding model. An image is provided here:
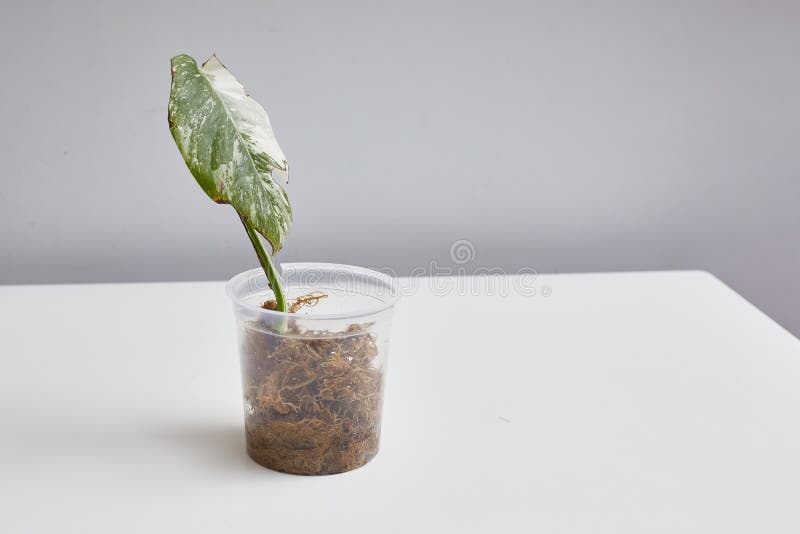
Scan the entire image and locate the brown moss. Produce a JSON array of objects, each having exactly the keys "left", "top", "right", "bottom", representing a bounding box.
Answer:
[{"left": 241, "top": 297, "right": 384, "bottom": 475}]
